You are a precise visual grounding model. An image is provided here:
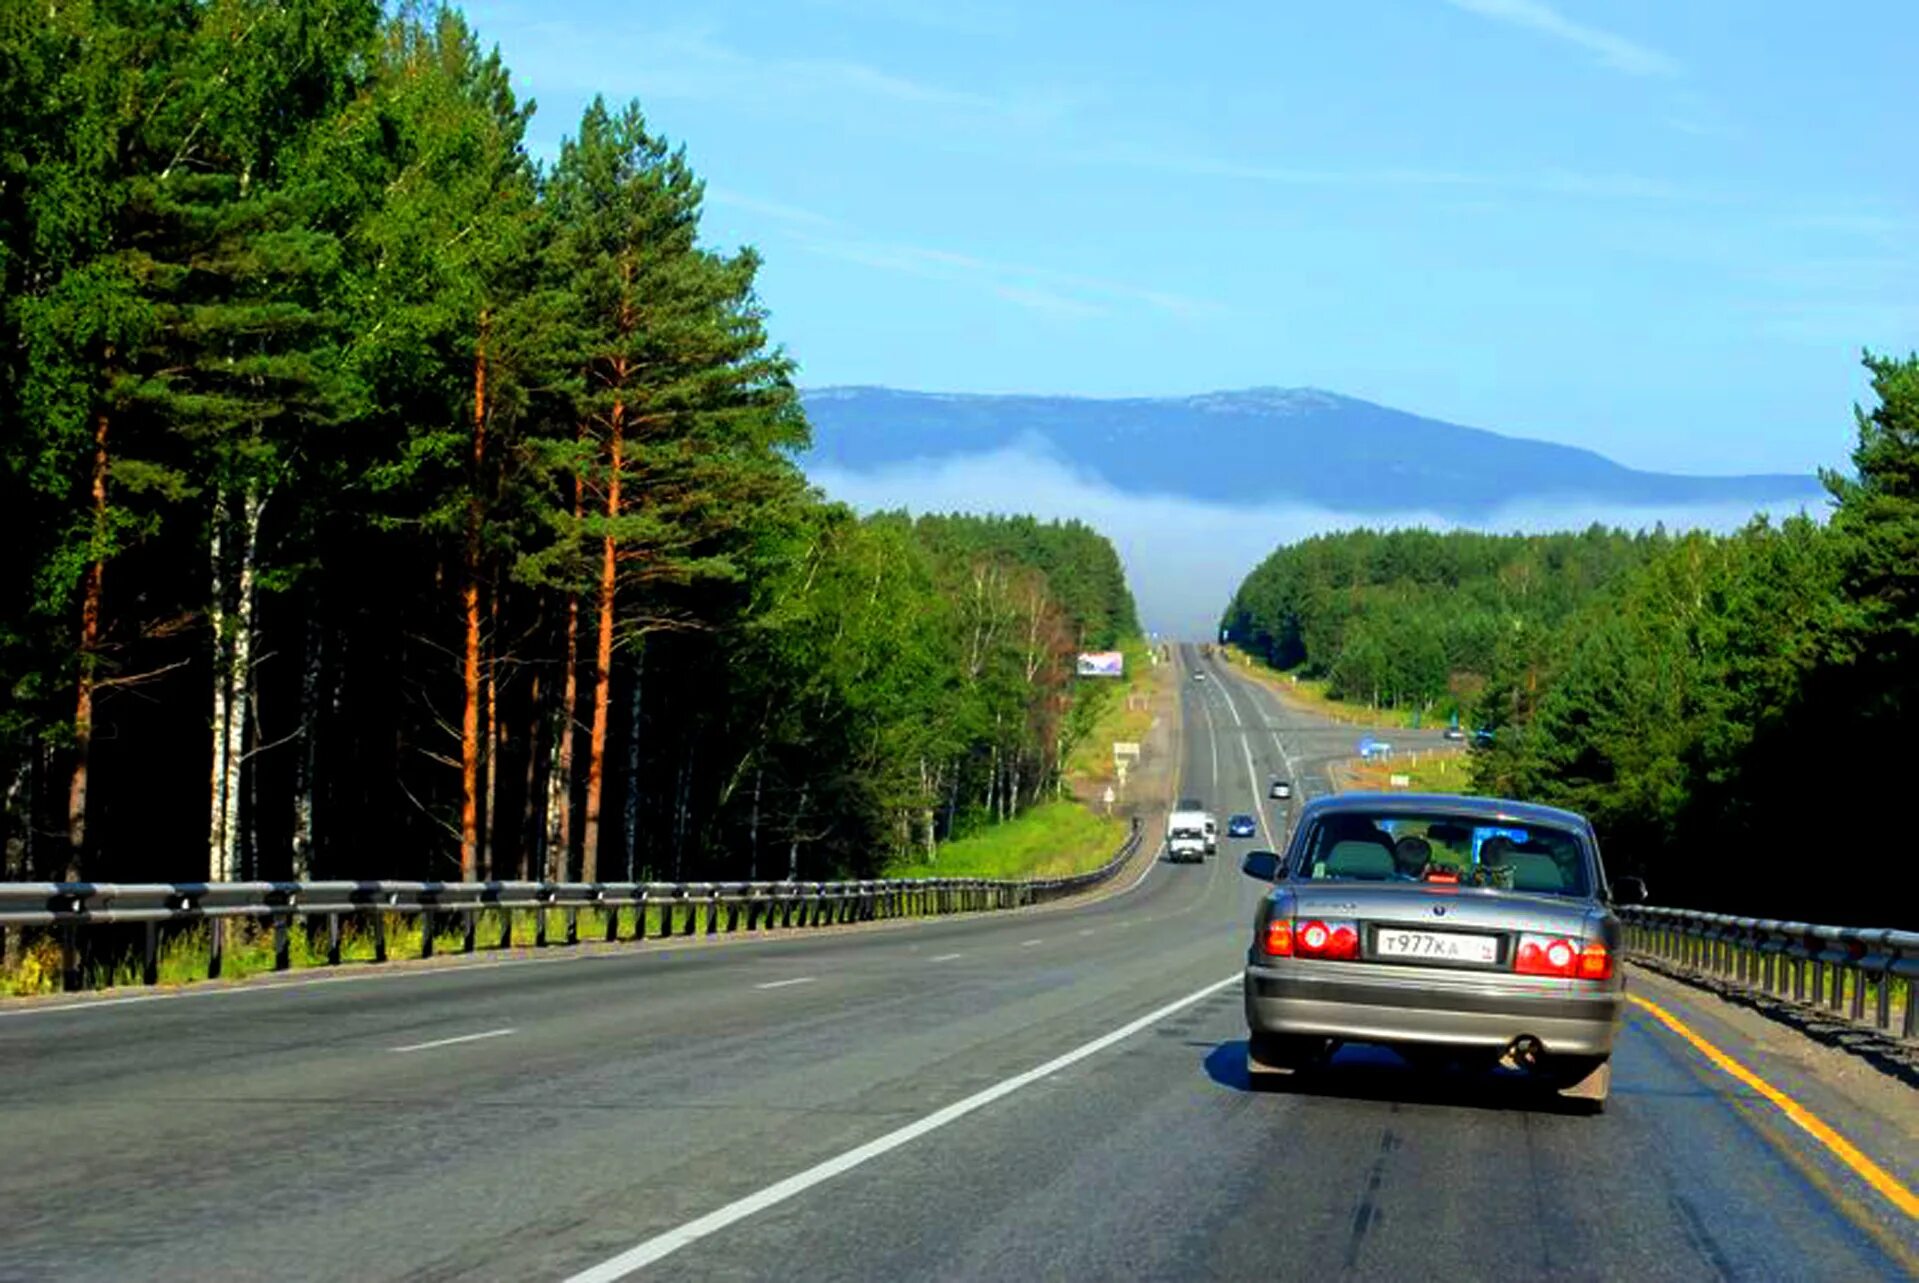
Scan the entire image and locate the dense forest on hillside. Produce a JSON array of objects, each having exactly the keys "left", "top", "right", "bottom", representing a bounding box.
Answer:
[
  {"left": 0, "top": 1, "right": 1137, "bottom": 890},
  {"left": 1223, "top": 356, "right": 1919, "bottom": 927}
]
